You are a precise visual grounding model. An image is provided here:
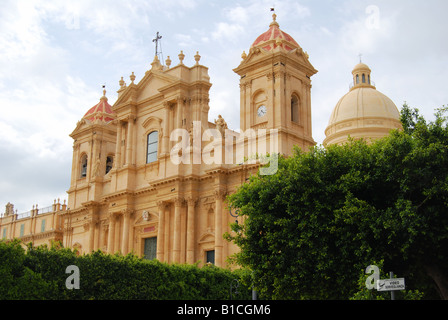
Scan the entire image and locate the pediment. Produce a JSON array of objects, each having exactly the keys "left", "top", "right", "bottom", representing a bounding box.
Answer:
[
  {"left": 134, "top": 209, "right": 159, "bottom": 225},
  {"left": 198, "top": 232, "right": 215, "bottom": 243},
  {"left": 114, "top": 69, "right": 179, "bottom": 107},
  {"left": 142, "top": 116, "right": 162, "bottom": 129}
]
